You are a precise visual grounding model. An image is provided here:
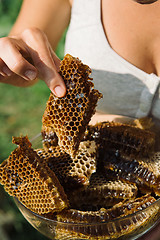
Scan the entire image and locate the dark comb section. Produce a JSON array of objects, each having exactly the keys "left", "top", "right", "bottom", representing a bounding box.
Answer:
[
  {"left": 103, "top": 149, "right": 160, "bottom": 196},
  {"left": 83, "top": 121, "right": 155, "bottom": 157}
]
